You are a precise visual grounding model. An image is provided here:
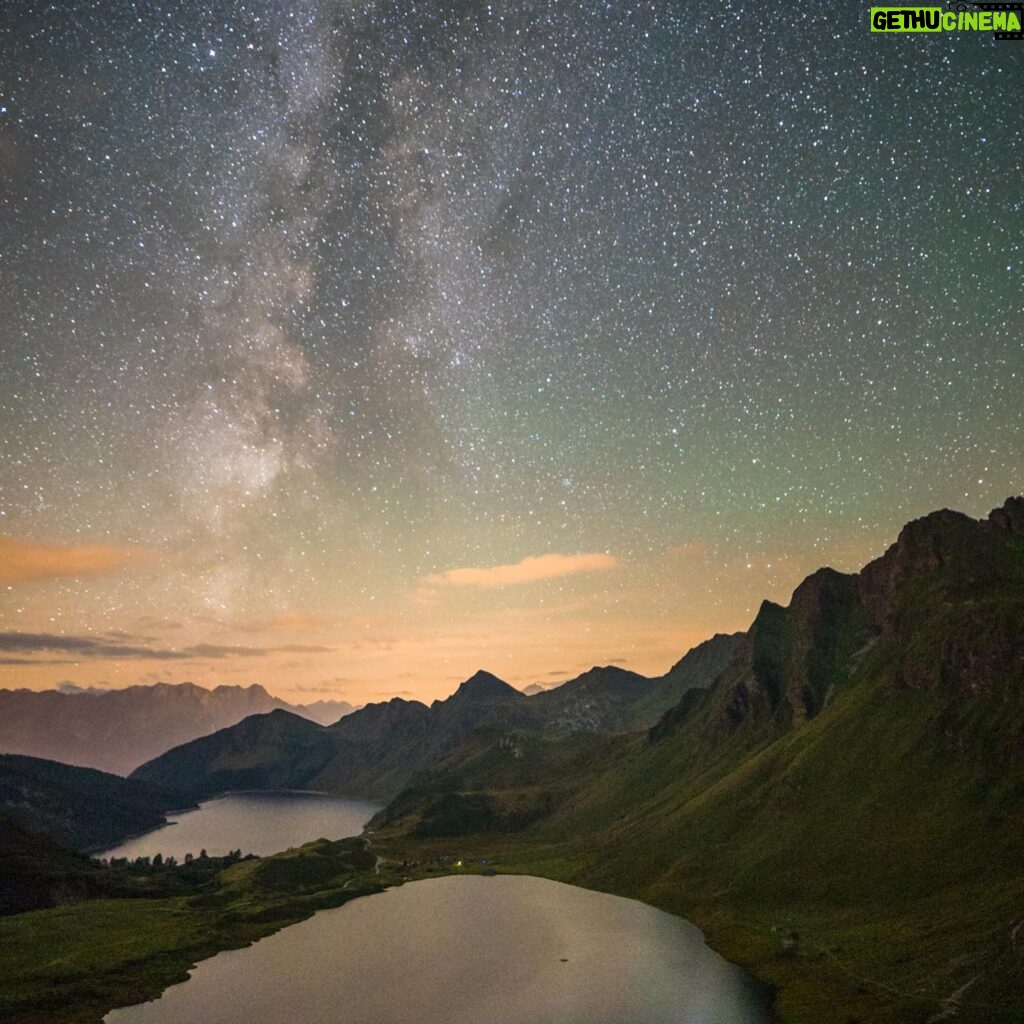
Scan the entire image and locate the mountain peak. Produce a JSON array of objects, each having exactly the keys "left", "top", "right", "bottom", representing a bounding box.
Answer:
[
  {"left": 989, "top": 495, "right": 1024, "bottom": 535},
  {"left": 566, "top": 665, "right": 647, "bottom": 690},
  {"left": 443, "top": 670, "right": 521, "bottom": 706}
]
